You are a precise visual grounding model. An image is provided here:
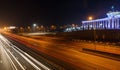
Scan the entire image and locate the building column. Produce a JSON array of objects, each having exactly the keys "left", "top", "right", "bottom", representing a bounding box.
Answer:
[
  {"left": 92, "top": 22, "right": 93, "bottom": 29},
  {"left": 84, "top": 23, "right": 86, "bottom": 30},
  {"left": 92, "top": 22, "right": 94, "bottom": 29},
  {"left": 106, "top": 20, "right": 108, "bottom": 29},
  {"left": 117, "top": 18, "right": 119, "bottom": 29},
  {"left": 86, "top": 22, "right": 89, "bottom": 30},
  {"left": 91, "top": 22, "right": 93, "bottom": 29},
  {"left": 114, "top": 19, "right": 116, "bottom": 29},
  {"left": 89, "top": 23, "right": 92, "bottom": 30},
  {"left": 102, "top": 21, "right": 104, "bottom": 29},
  {"left": 95, "top": 22, "right": 98, "bottom": 29},
  {"left": 103, "top": 20, "right": 105, "bottom": 29},
  {"left": 112, "top": 18, "right": 114, "bottom": 29},
  {"left": 99, "top": 21, "right": 101, "bottom": 29},
  {"left": 115, "top": 19, "right": 117, "bottom": 29},
  {"left": 92, "top": 22, "right": 95, "bottom": 29},
  {"left": 97, "top": 21, "right": 99, "bottom": 29},
  {"left": 105, "top": 20, "right": 107, "bottom": 29},
  {"left": 82, "top": 23, "right": 84, "bottom": 30},
  {"left": 108, "top": 19, "right": 111, "bottom": 29},
  {"left": 100, "top": 21, "right": 102, "bottom": 29},
  {"left": 94, "top": 22, "right": 97, "bottom": 29}
]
